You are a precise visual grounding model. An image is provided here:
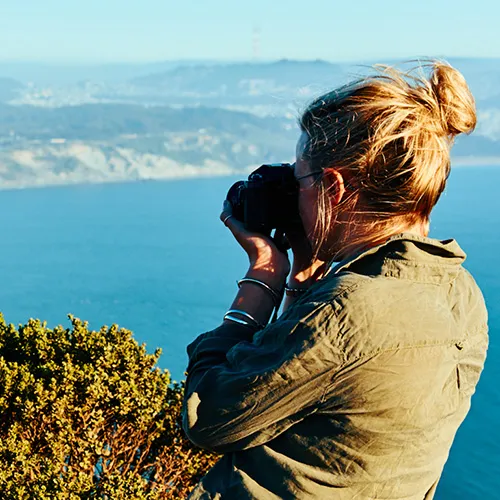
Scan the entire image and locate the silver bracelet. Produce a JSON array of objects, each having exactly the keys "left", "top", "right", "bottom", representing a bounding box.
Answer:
[
  {"left": 237, "top": 277, "right": 282, "bottom": 306},
  {"left": 224, "top": 309, "right": 266, "bottom": 329},
  {"left": 223, "top": 313, "right": 260, "bottom": 329}
]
